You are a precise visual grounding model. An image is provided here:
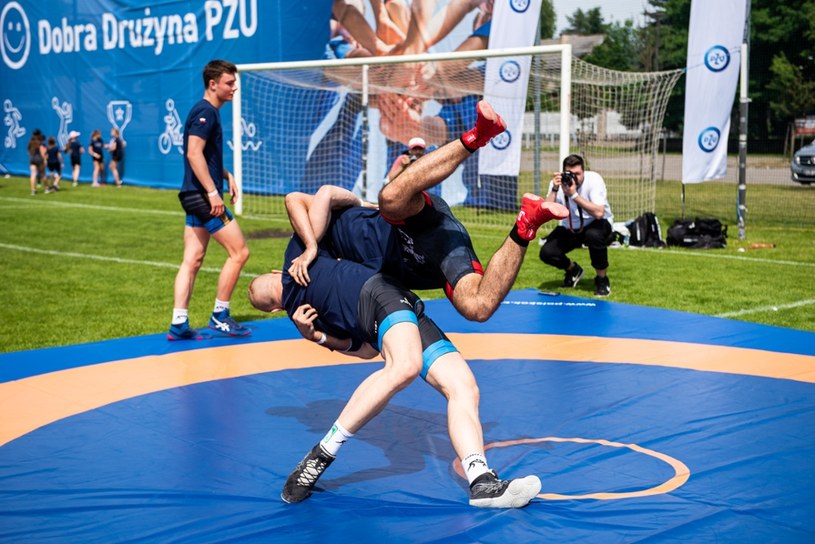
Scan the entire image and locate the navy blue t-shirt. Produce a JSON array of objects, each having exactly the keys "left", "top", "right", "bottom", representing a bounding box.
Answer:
[
  {"left": 281, "top": 235, "right": 377, "bottom": 347},
  {"left": 68, "top": 140, "right": 82, "bottom": 160},
  {"left": 181, "top": 99, "right": 223, "bottom": 194},
  {"left": 90, "top": 137, "right": 105, "bottom": 161},
  {"left": 323, "top": 206, "right": 401, "bottom": 273},
  {"left": 110, "top": 137, "right": 124, "bottom": 161}
]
